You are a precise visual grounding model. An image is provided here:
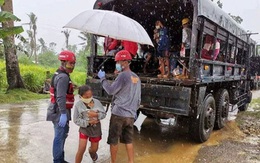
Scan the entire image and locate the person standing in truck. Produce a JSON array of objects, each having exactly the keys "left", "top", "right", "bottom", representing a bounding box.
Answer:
[
  {"left": 97, "top": 50, "right": 141, "bottom": 163},
  {"left": 155, "top": 20, "right": 170, "bottom": 78},
  {"left": 46, "top": 50, "right": 76, "bottom": 163},
  {"left": 181, "top": 18, "right": 192, "bottom": 76}
]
